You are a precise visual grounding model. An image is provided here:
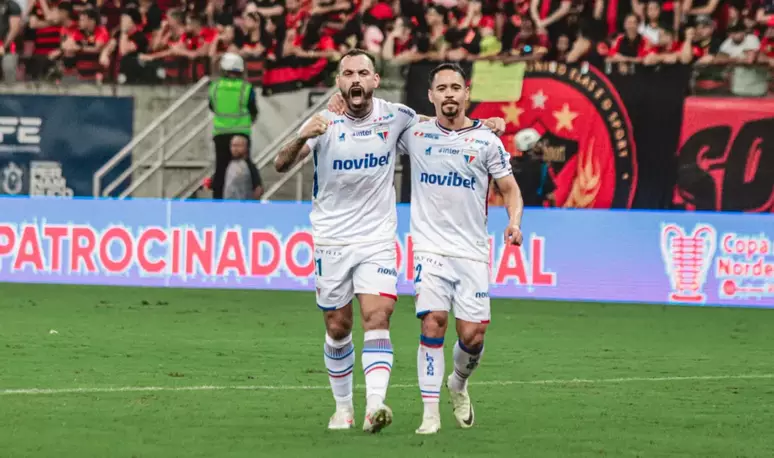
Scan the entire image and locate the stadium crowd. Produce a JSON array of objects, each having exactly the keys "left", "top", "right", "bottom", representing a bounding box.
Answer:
[{"left": 1, "top": 0, "right": 773, "bottom": 93}]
